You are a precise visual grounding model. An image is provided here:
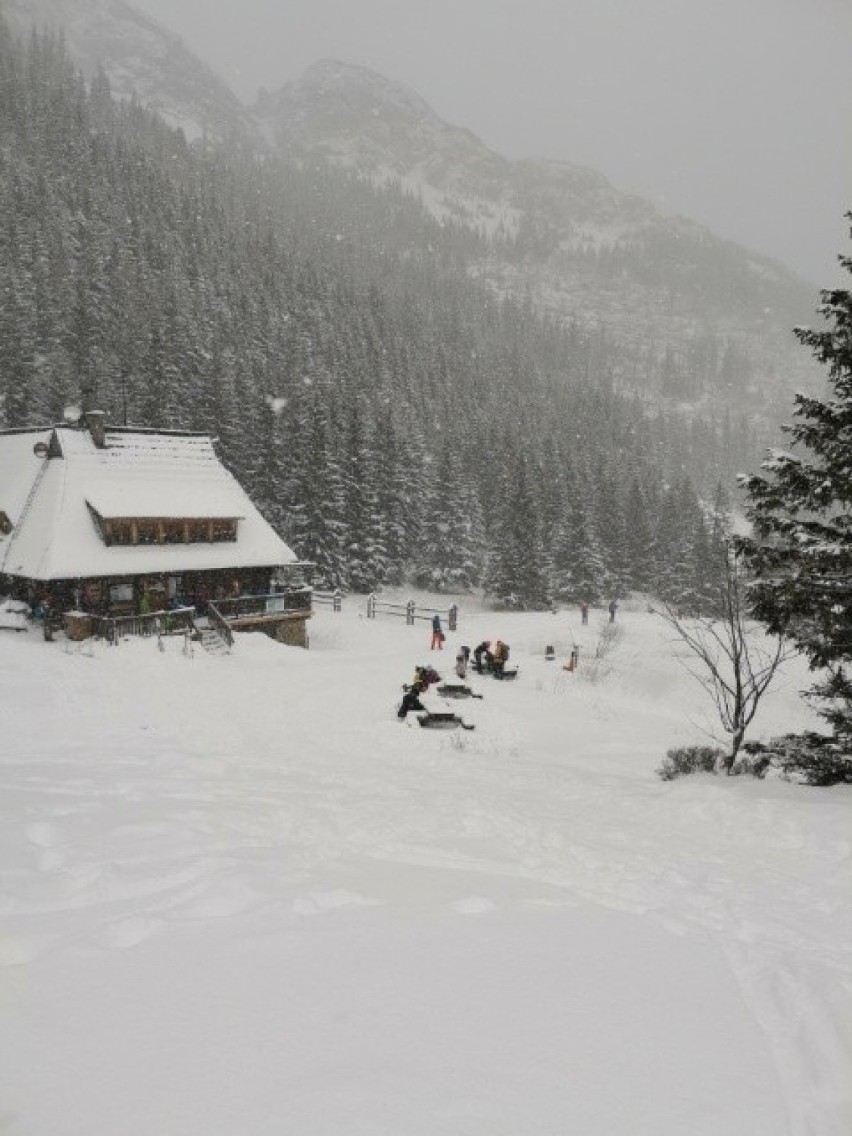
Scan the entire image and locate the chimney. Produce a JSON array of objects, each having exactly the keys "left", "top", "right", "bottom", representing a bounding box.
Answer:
[
  {"left": 85, "top": 409, "right": 106, "bottom": 448},
  {"left": 80, "top": 382, "right": 106, "bottom": 448}
]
